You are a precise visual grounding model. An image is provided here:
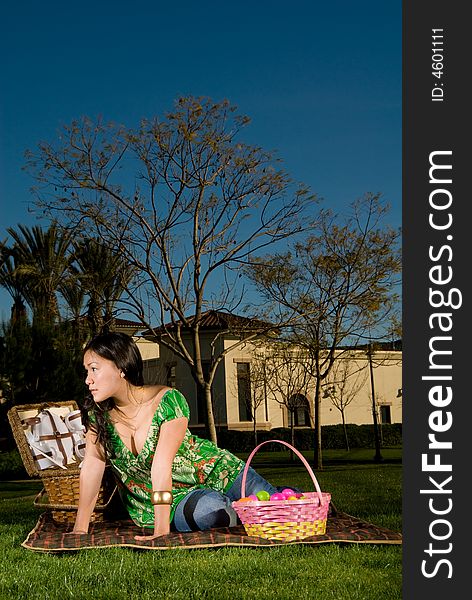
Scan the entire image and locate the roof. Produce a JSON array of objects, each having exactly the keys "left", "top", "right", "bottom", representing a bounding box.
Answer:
[
  {"left": 356, "top": 340, "right": 403, "bottom": 351},
  {"left": 111, "top": 317, "right": 148, "bottom": 335},
  {"left": 143, "top": 310, "right": 278, "bottom": 338},
  {"left": 113, "top": 318, "right": 146, "bottom": 329}
]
